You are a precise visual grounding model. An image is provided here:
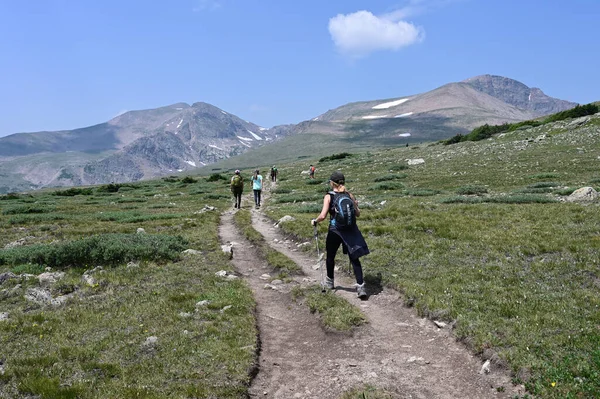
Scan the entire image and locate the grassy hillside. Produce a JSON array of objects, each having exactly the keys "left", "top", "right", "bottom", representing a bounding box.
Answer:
[
  {"left": 1, "top": 110, "right": 599, "bottom": 398},
  {"left": 264, "top": 113, "right": 600, "bottom": 398},
  {"left": 0, "top": 178, "right": 257, "bottom": 398}
]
